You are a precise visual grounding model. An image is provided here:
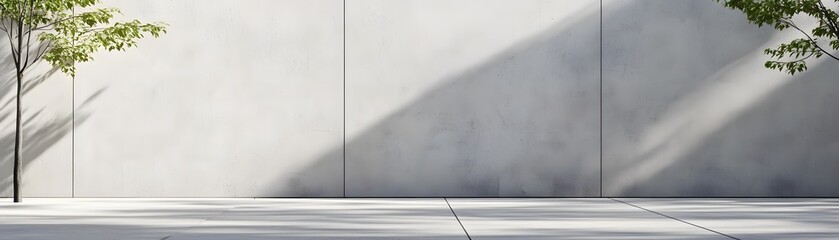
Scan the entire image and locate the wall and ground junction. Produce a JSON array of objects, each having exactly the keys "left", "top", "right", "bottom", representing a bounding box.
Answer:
[{"left": 2, "top": 0, "right": 838, "bottom": 197}]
